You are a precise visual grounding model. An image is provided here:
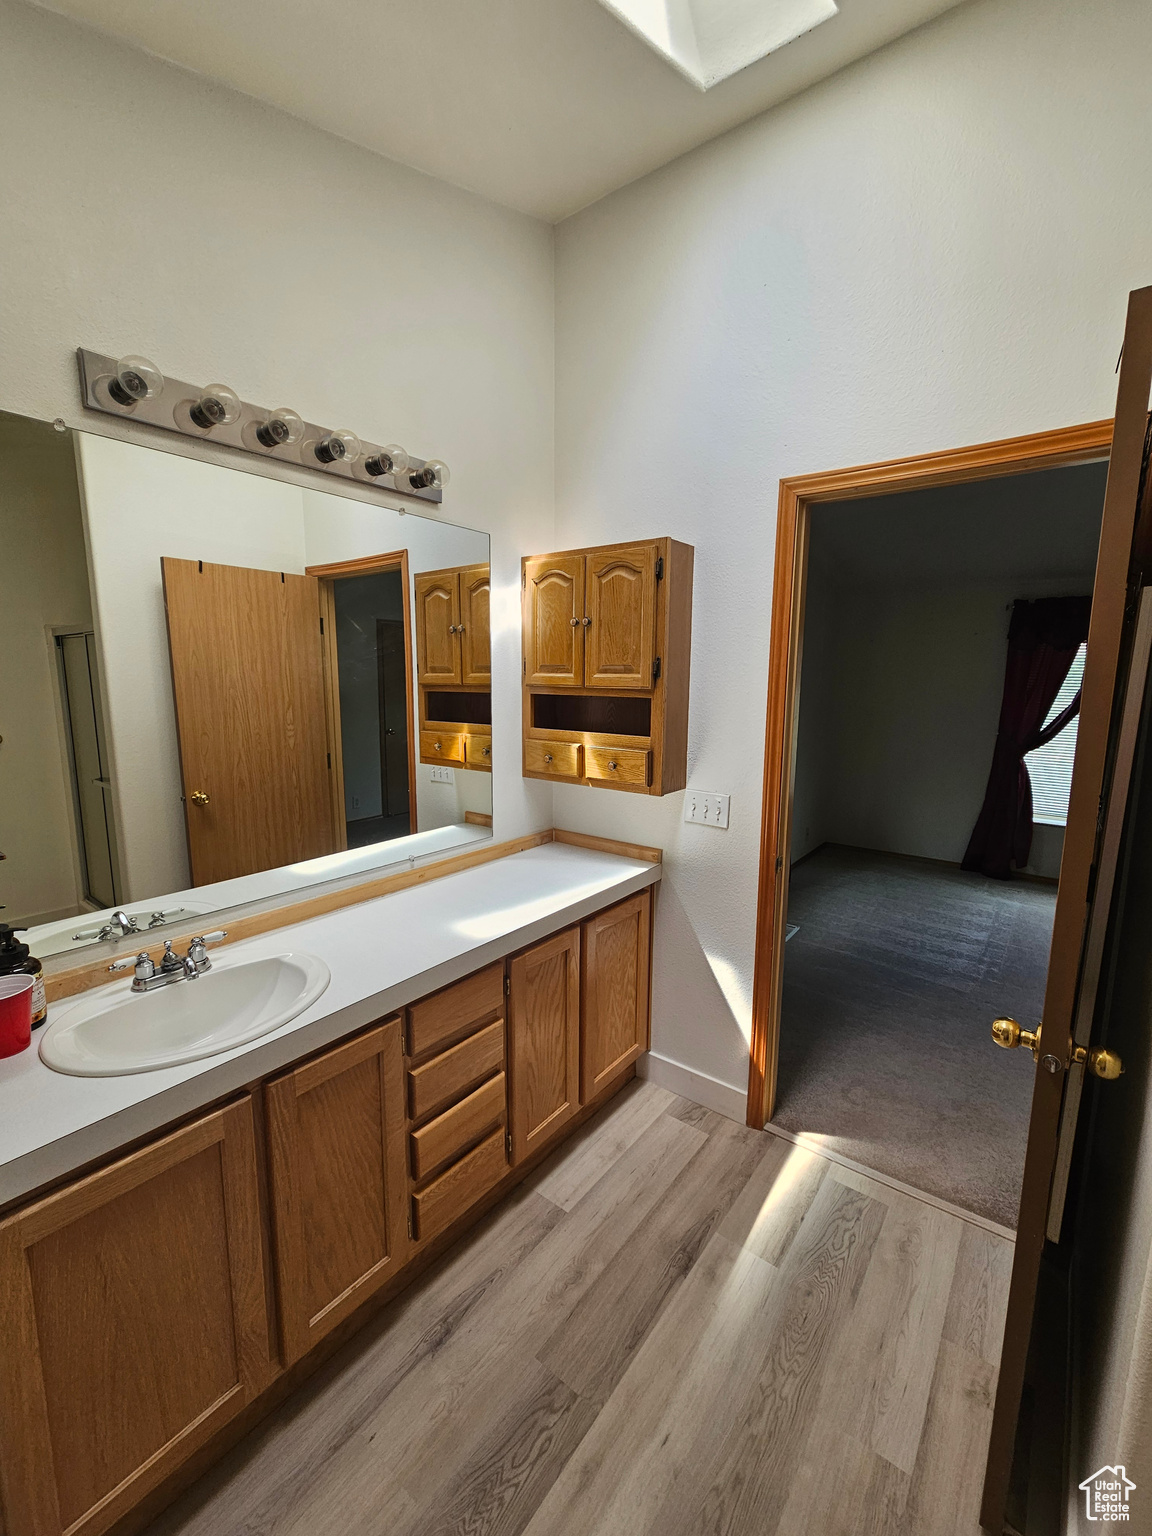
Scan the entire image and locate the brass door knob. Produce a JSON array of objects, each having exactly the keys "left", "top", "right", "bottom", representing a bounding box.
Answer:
[
  {"left": 992, "top": 1017, "right": 1039, "bottom": 1057},
  {"left": 1073, "top": 1045, "right": 1125, "bottom": 1080},
  {"left": 190, "top": 790, "right": 211, "bottom": 807}
]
